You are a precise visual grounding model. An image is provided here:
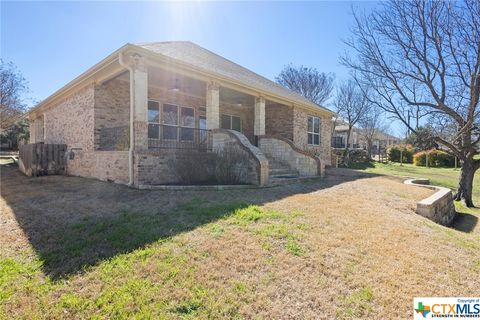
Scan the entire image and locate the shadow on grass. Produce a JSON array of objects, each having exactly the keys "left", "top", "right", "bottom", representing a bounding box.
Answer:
[
  {"left": 452, "top": 210, "right": 478, "bottom": 233},
  {"left": 43, "top": 201, "right": 248, "bottom": 278},
  {"left": 1, "top": 164, "right": 377, "bottom": 279}
]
